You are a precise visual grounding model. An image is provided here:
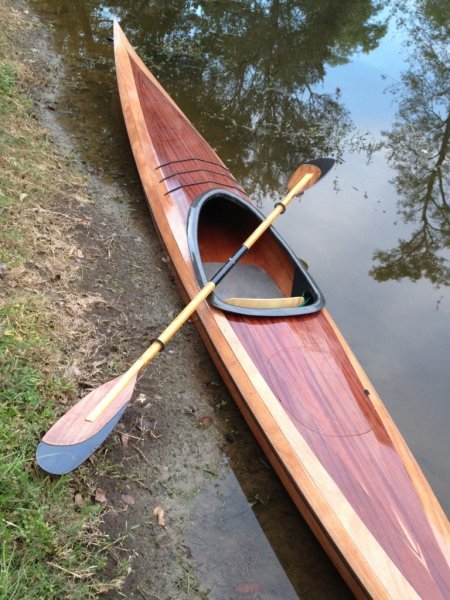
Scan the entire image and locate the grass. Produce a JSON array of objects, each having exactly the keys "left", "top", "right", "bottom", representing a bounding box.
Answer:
[
  {"left": 0, "top": 61, "right": 15, "bottom": 94},
  {"left": 0, "top": 9, "right": 122, "bottom": 599},
  {"left": 0, "top": 303, "right": 109, "bottom": 599}
]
